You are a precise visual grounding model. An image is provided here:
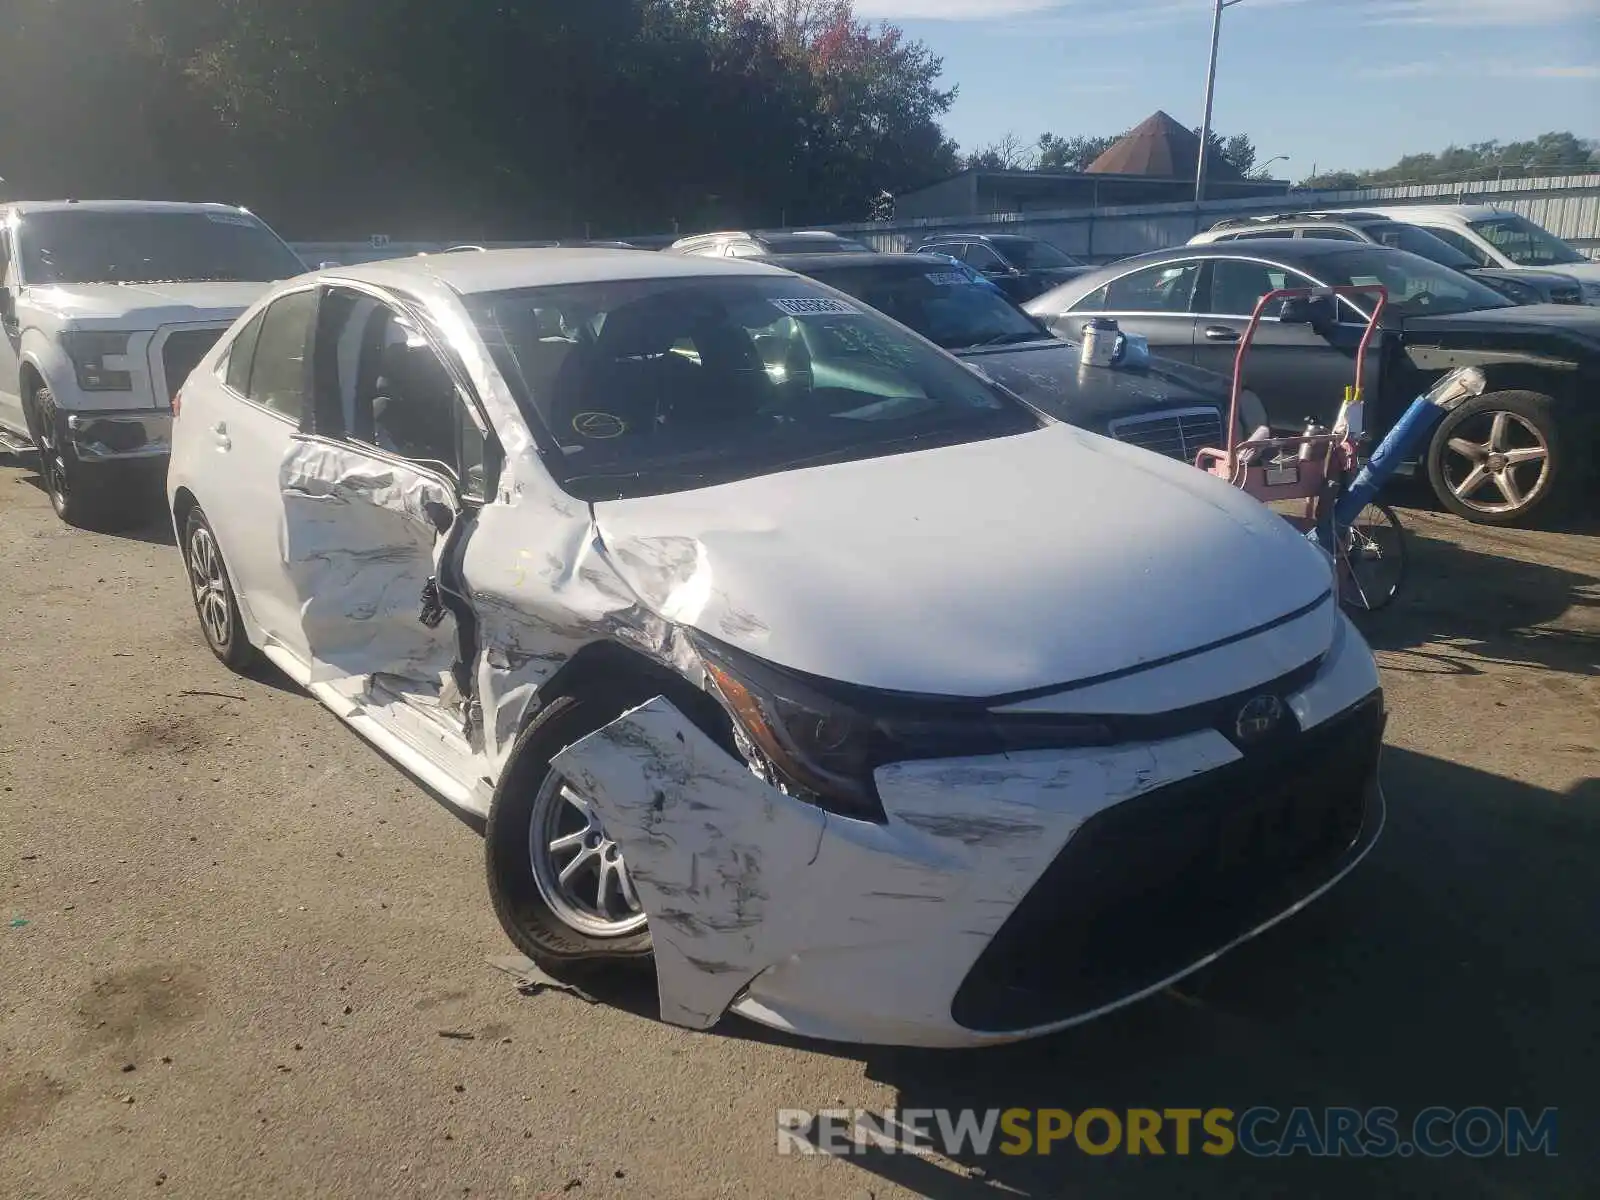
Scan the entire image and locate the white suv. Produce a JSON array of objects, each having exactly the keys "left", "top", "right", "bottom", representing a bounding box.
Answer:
[
  {"left": 166, "top": 248, "right": 1385, "bottom": 1048},
  {"left": 1361, "top": 205, "right": 1600, "bottom": 305},
  {"left": 0, "top": 200, "right": 307, "bottom": 527}
]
